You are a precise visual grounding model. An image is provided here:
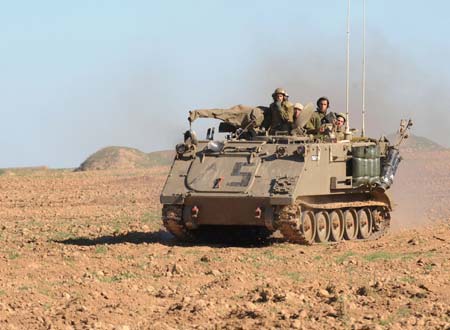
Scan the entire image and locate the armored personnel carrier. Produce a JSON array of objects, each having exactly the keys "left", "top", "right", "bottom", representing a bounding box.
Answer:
[{"left": 160, "top": 104, "right": 412, "bottom": 244}]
